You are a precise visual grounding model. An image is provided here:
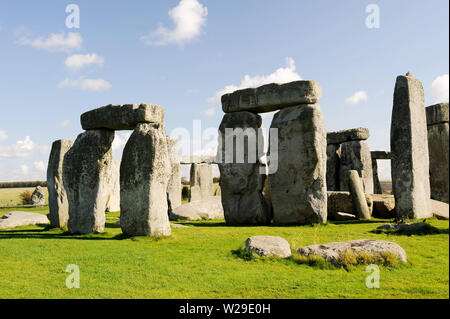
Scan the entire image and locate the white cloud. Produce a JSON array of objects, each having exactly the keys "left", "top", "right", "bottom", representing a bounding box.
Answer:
[
  {"left": 345, "top": 91, "right": 368, "bottom": 105},
  {"left": 58, "top": 78, "right": 112, "bottom": 92},
  {"left": 34, "top": 161, "right": 46, "bottom": 172},
  {"left": 0, "top": 136, "right": 49, "bottom": 158},
  {"left": 202, "top": 106, "right": 216, "bottom": 117},
  {"left": 431, "top": 74, "right": 449, "bottom": 103},
  {"left": 65, "top": 53, "right": 104, "bottom": 70},
  {"left": 141, "top": 0, "right": 208, "bottom": 46},
  {"left": 20, "top": 165, "right": 29, "bottom": 175},
  {"left": 60, "top": 120, "right": 71, "bottom": 127},
  {"left": 16, "top": 31, "right": 82, "bottom": 52},
  {"left": 208, "top": 57, "right": 302, "bottom": 104},
  {"left": 0, "top": 129, "right": 7, "bottom": 142}
]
